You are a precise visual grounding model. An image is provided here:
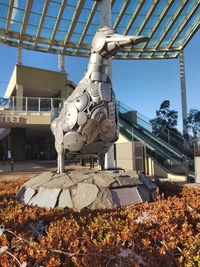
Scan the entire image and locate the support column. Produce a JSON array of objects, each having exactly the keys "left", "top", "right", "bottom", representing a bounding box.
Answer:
[
  {"left": 66, "top": 83, "right": 74, "bottom": 98},
  {"left": 100, "top": 0, "right": 111, "bottom": 27},
  {"left": 59, "top": 54, "right": 68, "bottom": 100},
  {"left": 100, "top": 0, "right": 115, "bottom": 169},
  {"left": 18, "top": 45, "right": 22, "bottom": 65},
  {"left": 195, "top": 157, "right": 200, "bottom": 183},
  {"left": 60, "top": 88, "right": 68, "bottom": 100},
  {"left": 179, "top": 50, "right": 188, "bottom": 136},
  {"left": 58, "top": 54, "right": 65, "bottom": 73},
  {"left": 16, "top": 84, "right": 23, "bottom": 110}
]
